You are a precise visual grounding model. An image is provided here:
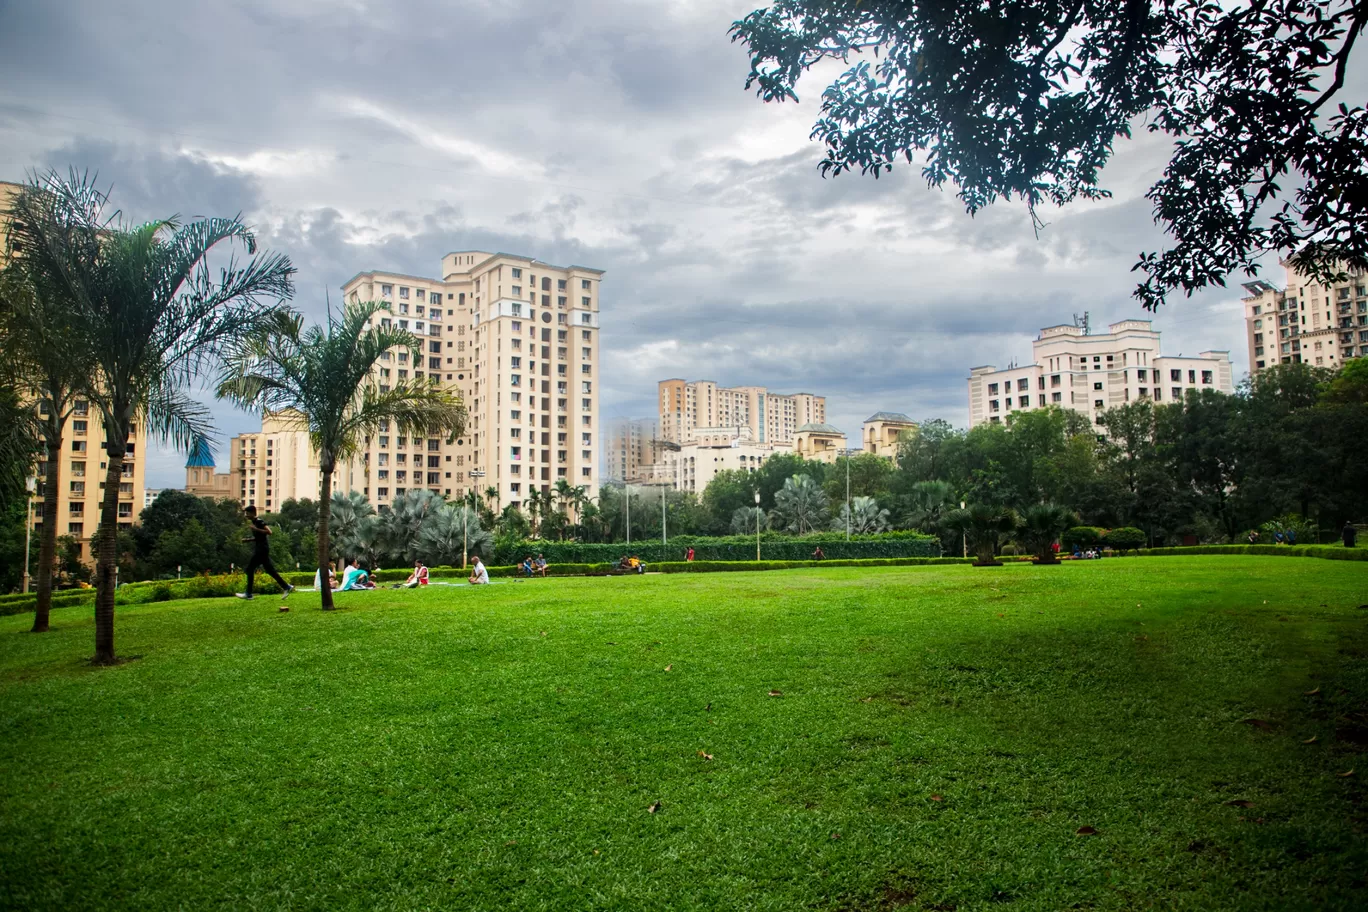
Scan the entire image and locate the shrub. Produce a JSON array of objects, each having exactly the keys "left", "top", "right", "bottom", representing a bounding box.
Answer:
[
  {"left": 1104, "top": 527, "right": 1146, "bottom": 552},
  {"left": 1062, "top": 526, "right": 1106, "bottom": 550}
]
